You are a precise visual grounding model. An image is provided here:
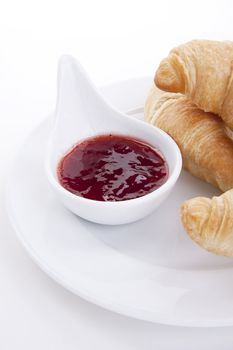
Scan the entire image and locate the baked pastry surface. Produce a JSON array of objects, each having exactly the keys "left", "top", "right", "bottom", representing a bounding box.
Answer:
[
  {"left": 181, "top": 190, "right": 233, "bottom": 256},
  {"left": 155, "top": 40, "right": 233, "bottom": 130},
  {"left": 145, "top": 85, "right": 233, "bottom": 192}
]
